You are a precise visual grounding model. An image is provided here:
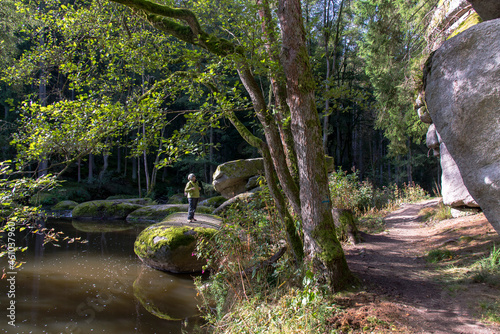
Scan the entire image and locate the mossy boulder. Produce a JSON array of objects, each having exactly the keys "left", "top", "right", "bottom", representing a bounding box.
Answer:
[
  {"left": 109, "top": 197, "right": 155, "bottom": 205},
  {"left": 29, "top": 186, "right": 91, "bottom": 206},
  {"left": 167, "top": 193, "right": 187, "bottom": 204},
  {"left": 134, "top": 223, "right": 217, "bottom": 273},
  {"left": 212, "top": 158, "right": 264, "bottom": 198},
  {"left": 72, "top": 200, "right": 144, "bottom": 220},
  {"left": 106, "top": 195, "right": 138, "bottom": 200},
  {"left": 199, "top": 196, "right": 227, "bottom": 208},
  {"left": 126, "top": 204, "right": 213, "bottom": 223},
  {"left": 212, "top": 191, "right": 260, "bottom": 215},
  {"left": 51, "top": 200, "right": 79, "bottom": 210},
  {"left": 57, "top": 186, "right": 91, "bottom": 202}
]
